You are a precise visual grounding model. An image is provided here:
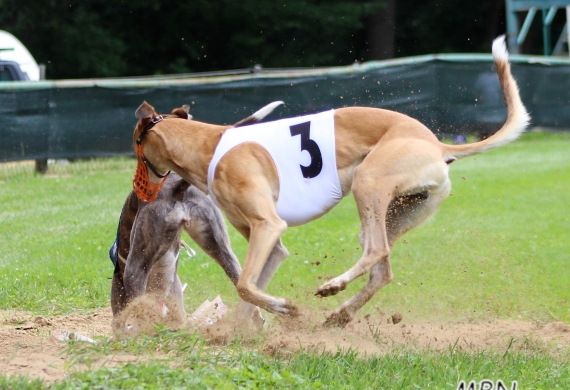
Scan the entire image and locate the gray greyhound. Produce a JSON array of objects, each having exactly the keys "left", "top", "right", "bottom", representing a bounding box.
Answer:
[
  {"left": 110, "top": 102, "right": 283, "bottom": 324},
  {"left": 110, "top": 174, "right": 242, "bottom": 320}
]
